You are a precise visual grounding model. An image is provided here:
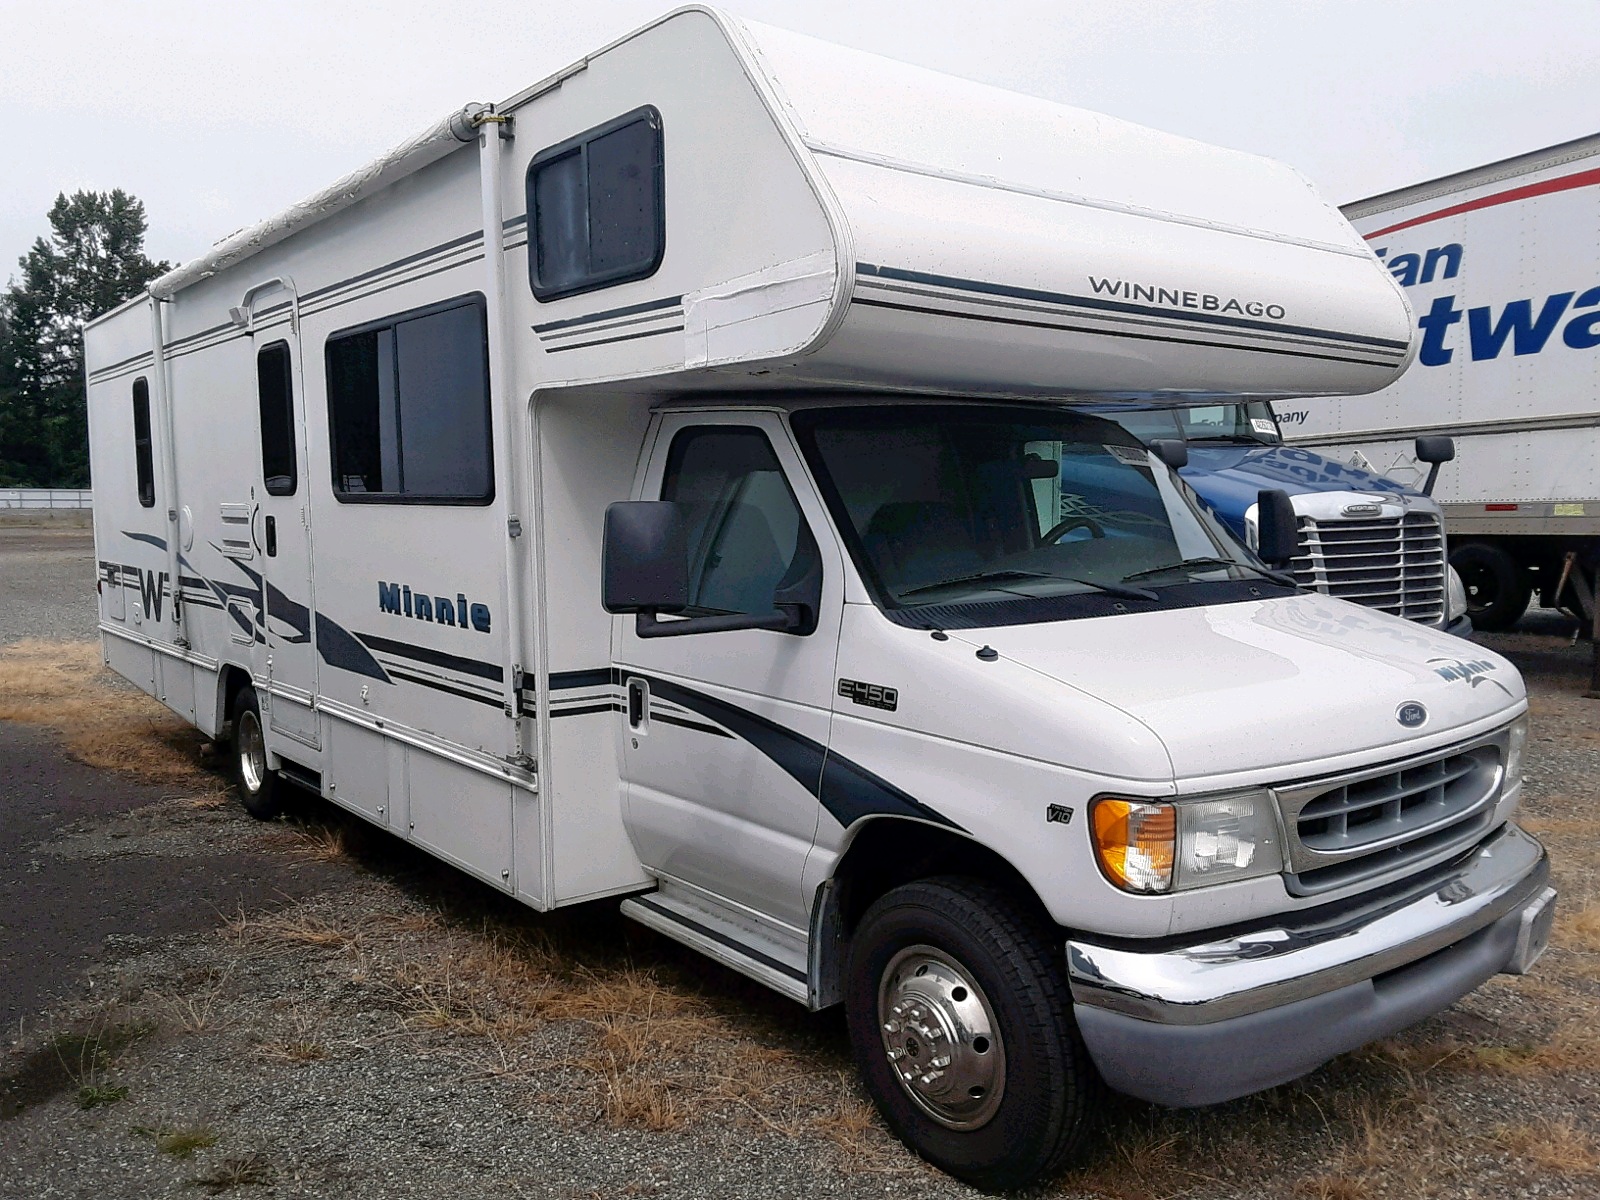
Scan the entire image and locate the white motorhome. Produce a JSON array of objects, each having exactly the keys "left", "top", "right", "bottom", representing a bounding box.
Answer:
[
  {"left": 1284, "top": 133, "right": 1600, "bottom": 635},
  {"left": 85, "top": 9, "right": 1554, "bottom": 1189}
]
